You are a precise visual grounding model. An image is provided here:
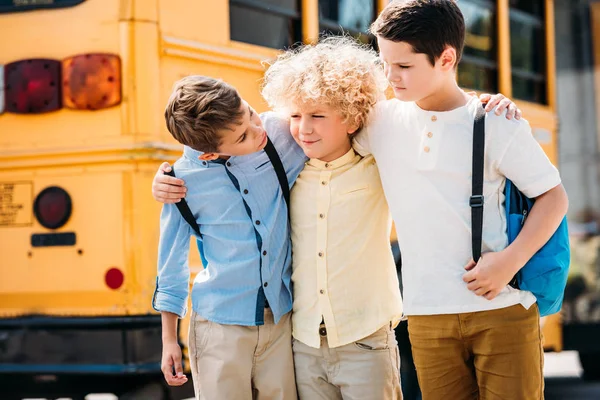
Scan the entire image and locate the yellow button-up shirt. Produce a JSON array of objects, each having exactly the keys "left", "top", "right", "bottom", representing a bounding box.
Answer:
[{"left": 290, "top": 148, "right": 403, "bottom": 348}]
